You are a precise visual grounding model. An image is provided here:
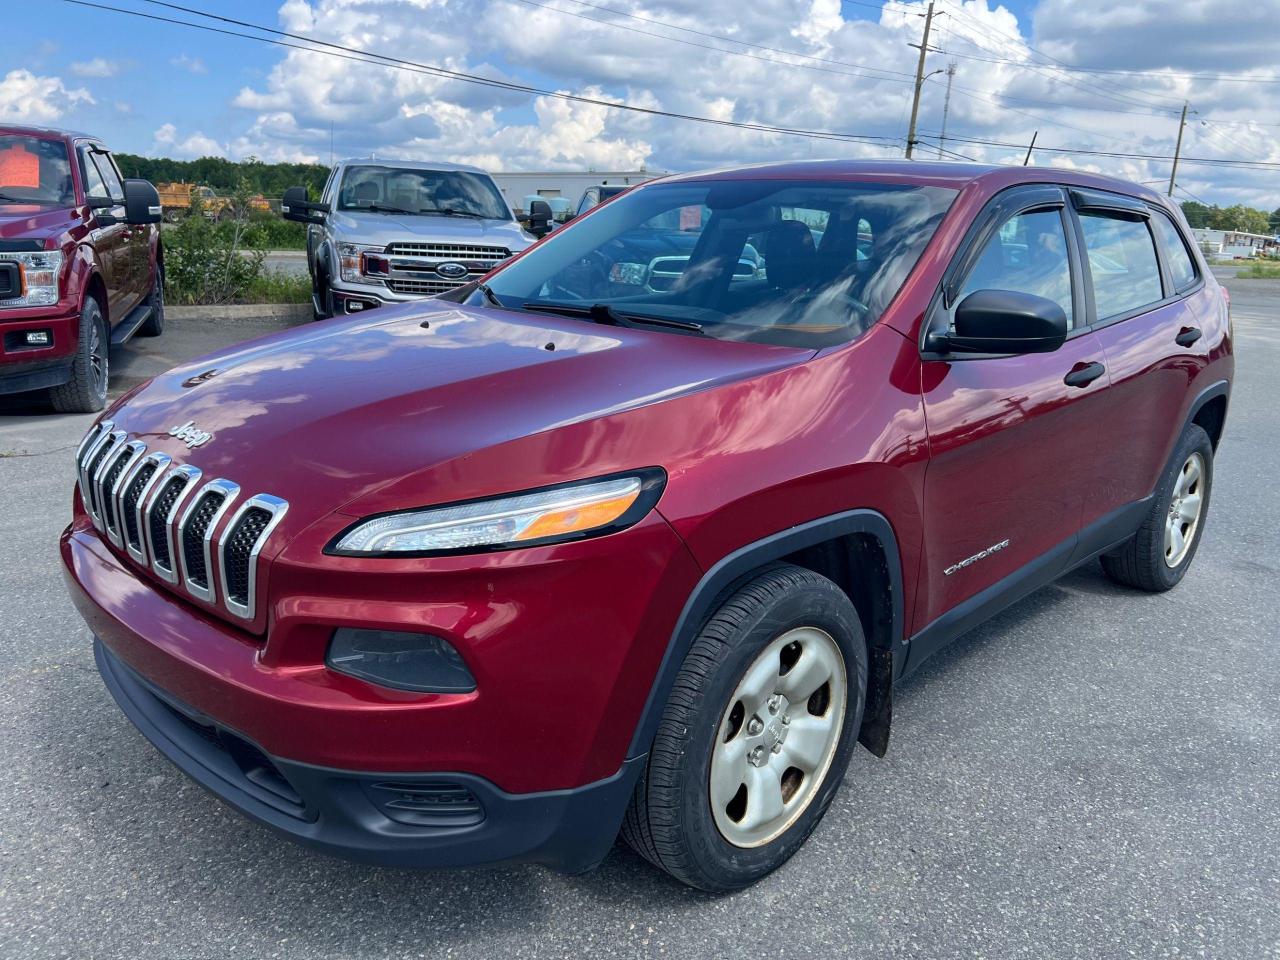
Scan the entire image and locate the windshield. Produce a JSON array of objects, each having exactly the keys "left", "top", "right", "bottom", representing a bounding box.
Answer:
[
  {"left": 337, "top": 165, "right": 510, "bottom": 220},
  {"left": 482, "top": 178, "right": 956, "bottom": 347},
  {"left": 0, "top": 136, "right": 73, "bottom": 206}
]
